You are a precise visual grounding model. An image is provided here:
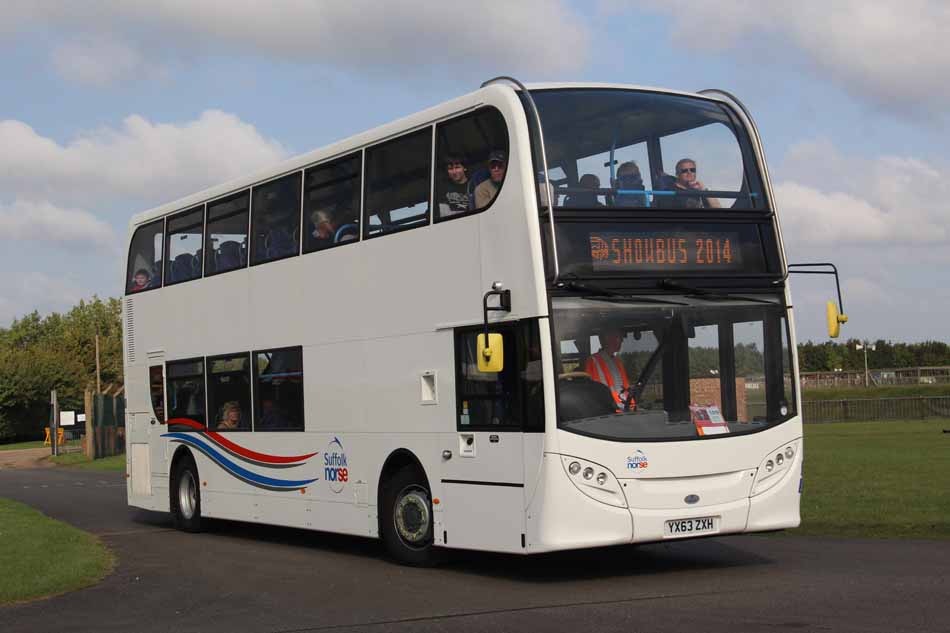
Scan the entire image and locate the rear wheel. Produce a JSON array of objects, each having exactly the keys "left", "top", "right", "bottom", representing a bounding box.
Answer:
[
  {"left": 171, "top": 453, "right": 202, "bottom": 532},
  {"left": 381, "top": 466, "right": 436, "bottom": 566}
]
